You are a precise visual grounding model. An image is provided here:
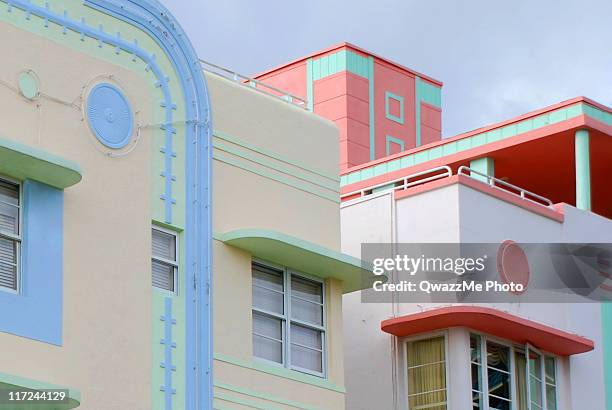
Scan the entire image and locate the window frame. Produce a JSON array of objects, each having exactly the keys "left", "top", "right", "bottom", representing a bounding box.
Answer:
[
  {"left": 251, "top": 259, "right": 327, "bottom": 378},
  {"left": 0, "top": 176, "right": 22, "bottom": 295},
  {"left": 151, "top": 225, "right": 179, "bottom": 294},
  {"left": 402, "top": 330, "right": 450, "bottom": 410},
  {"left": 470, "top": 332, "right": 559, "bottom": 410},
  {"left": 525, "top": 344, "right": 558, "bottom": 410}
]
